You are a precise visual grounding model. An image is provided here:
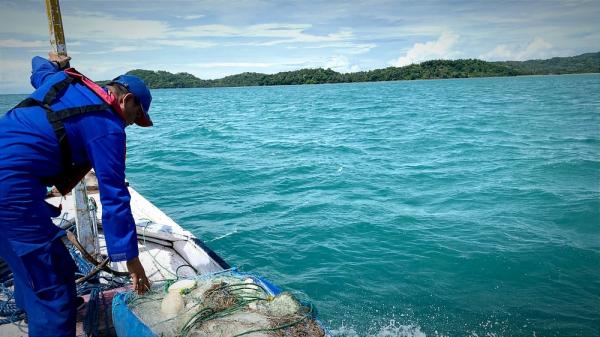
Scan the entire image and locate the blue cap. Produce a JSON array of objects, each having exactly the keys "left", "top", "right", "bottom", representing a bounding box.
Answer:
[{"left": 111, "top": 74, "right": 153, "bottom": 127}]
